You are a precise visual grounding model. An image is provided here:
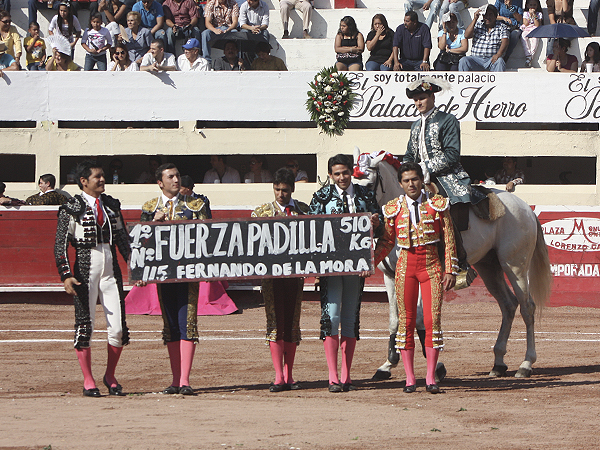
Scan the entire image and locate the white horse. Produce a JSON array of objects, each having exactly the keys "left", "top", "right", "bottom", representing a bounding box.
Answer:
[{"left": 353, "top": 148, "right": 553, "bottom": 378}]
